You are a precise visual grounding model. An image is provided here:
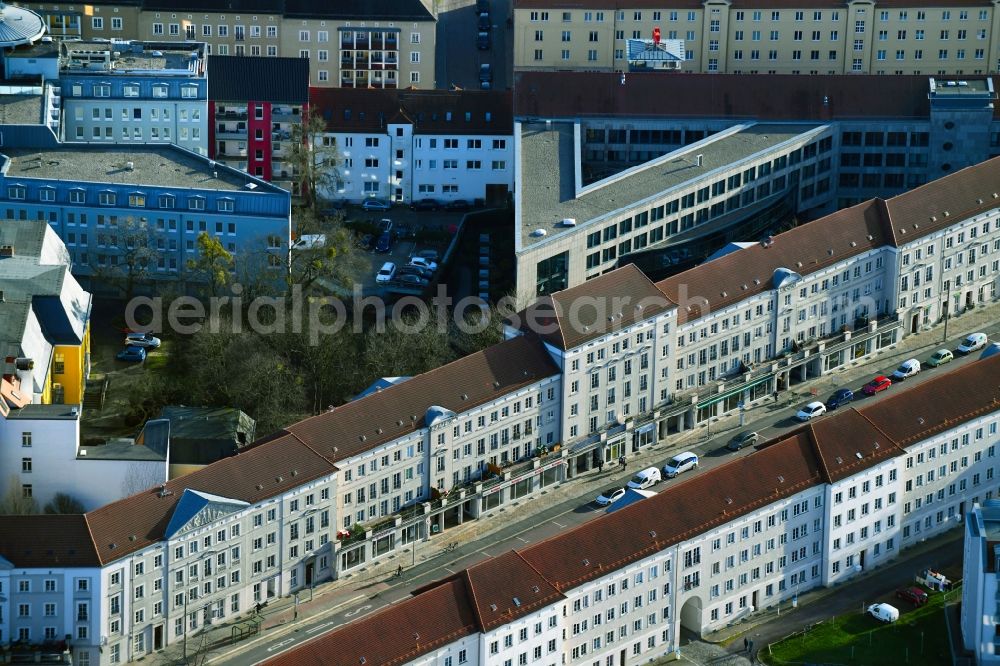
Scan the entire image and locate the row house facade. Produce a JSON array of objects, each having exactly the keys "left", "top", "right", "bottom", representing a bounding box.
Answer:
[
  {"left": 267, "top": 350, "right": 1000, "bottom": 665},
  {"left": 513, "top": 0, "right": 1000, "bottom": 76},
  {"left": 310, "top": 88, "right": 514, "bottom": 206},
  {"left": 4, "top": 157, "right": 1000, "bottom": 664},
  {"left": 13, "top": 0, "right": 436, "bottom": 89}
]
